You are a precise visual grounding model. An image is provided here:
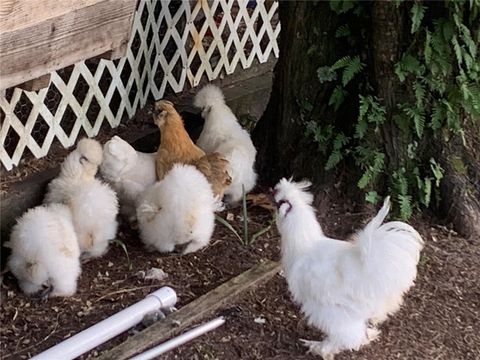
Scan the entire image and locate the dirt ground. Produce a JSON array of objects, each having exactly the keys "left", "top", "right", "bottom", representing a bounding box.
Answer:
[{"left": 1, "top": 192, "right": 479, "bottom": 359}]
